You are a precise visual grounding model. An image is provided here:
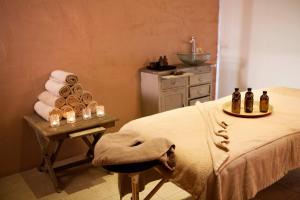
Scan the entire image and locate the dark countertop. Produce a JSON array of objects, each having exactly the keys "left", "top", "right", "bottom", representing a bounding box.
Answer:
[{"left": 140, "top": 63, "right": 215, "bottom": 75}]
